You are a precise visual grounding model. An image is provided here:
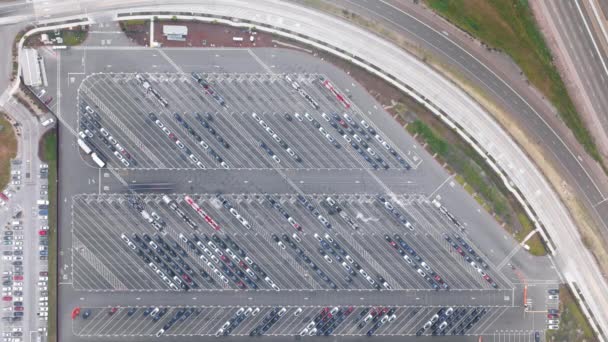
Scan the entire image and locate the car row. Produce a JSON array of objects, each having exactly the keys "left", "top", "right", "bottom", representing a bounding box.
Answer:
[
  {"left": 264, "top": 194, "right": 302, "bottom": 232},
  {"left": 444, "top": 233, "right": 497, "bottom": 288},
  {"left": 191, "top": 72, "right": 226, "bottom": 107},
  {"left": 162, "top": 195, "right": 198, "bottom": 230},
  {"left": 376, "top": 195, "right": 415, "bottom": 230},
  {"left": 252, "top": 112, "right": 302, "bottom": 163},
  {"left": 384, "top": 233, "right": 449, "bottom": 290},
  {"left": 416, "top": 307, "right": 487, "bottom": 336},
  {"left": 286, "top": 74, "right": 319, "bottom": 109},
  {"left": 148, "top": 113, "right": 209, "bottom": 169},
  {"left": 79, "top": 103, "right": 136, "bottom": 168},
  {"left": 546, "top": 289, "right": 560, "bottom": 330},
  {"left": 135, "top": 73, "right": 168, "bottom": 107}
]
